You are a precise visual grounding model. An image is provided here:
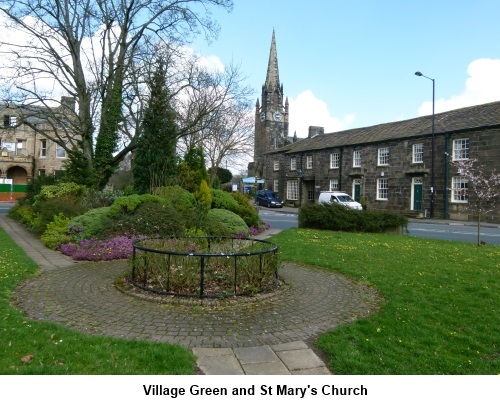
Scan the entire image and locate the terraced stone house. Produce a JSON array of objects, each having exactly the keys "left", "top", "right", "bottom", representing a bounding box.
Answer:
[
  {"left": 0, "top": 97, "right": 76, "bottom": 195},
  {"left": 251, "top": 32, "right": 500, "bottom": 223}
]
